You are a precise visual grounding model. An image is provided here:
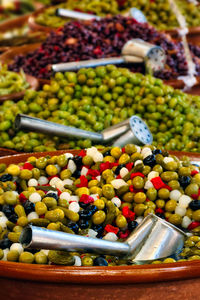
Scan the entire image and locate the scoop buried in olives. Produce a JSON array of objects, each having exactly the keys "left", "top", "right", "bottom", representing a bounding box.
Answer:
[
  {"left": 15, "top": 114, "right": 153, "bottom": 147},
  {"left": 20, "top": 214, "right": 186, "bottom": 263},
  {"left": 52, "top": 39, "right": 166, "bottom": 74}
]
